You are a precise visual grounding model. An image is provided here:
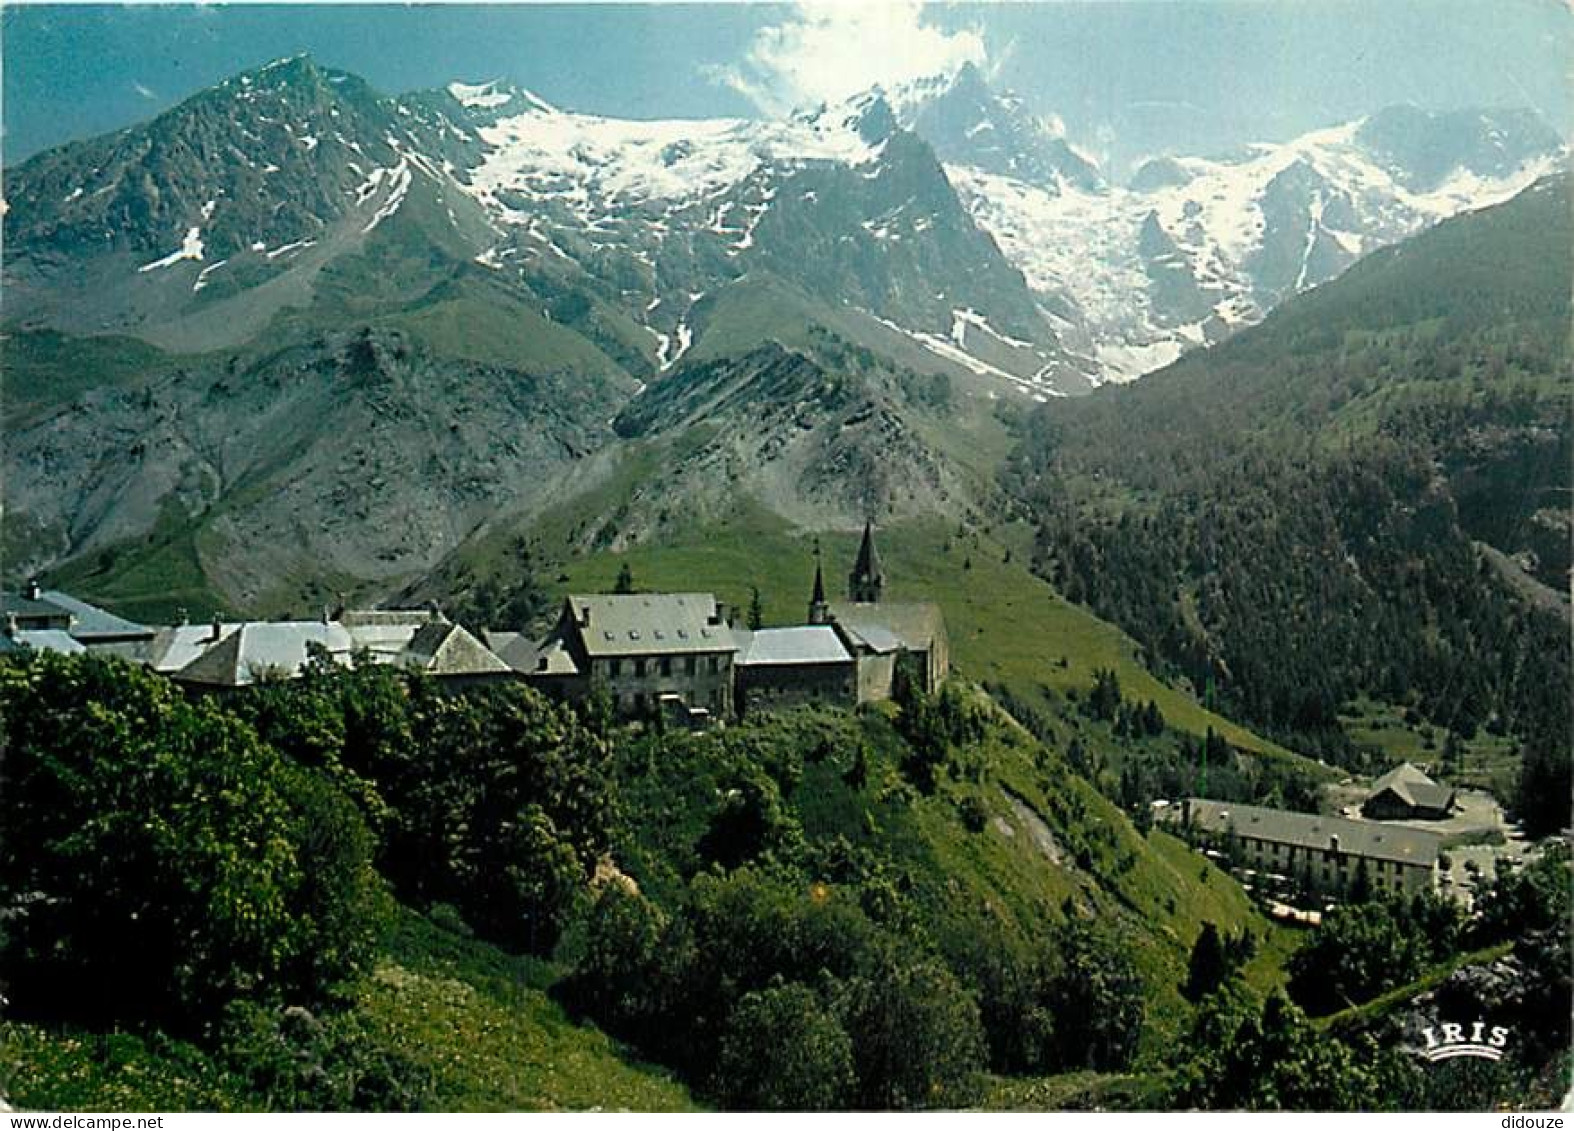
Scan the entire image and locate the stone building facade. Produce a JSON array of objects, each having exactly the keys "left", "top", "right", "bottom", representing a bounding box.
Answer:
[
  {"left": 733, "top": 624, "right": 857, "bottom": 714},
  {"left": 1174, "top": 797, "right": 1440, "bottom": 899},
  {"left": 810, "top": 523, "right": 950, "bottom": 700},
  {"left": 509, "top": 525, "right": 947, "bottom": 722},
  {"left": 523, "top": 593, "right": 738, "bottom": 722}
]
